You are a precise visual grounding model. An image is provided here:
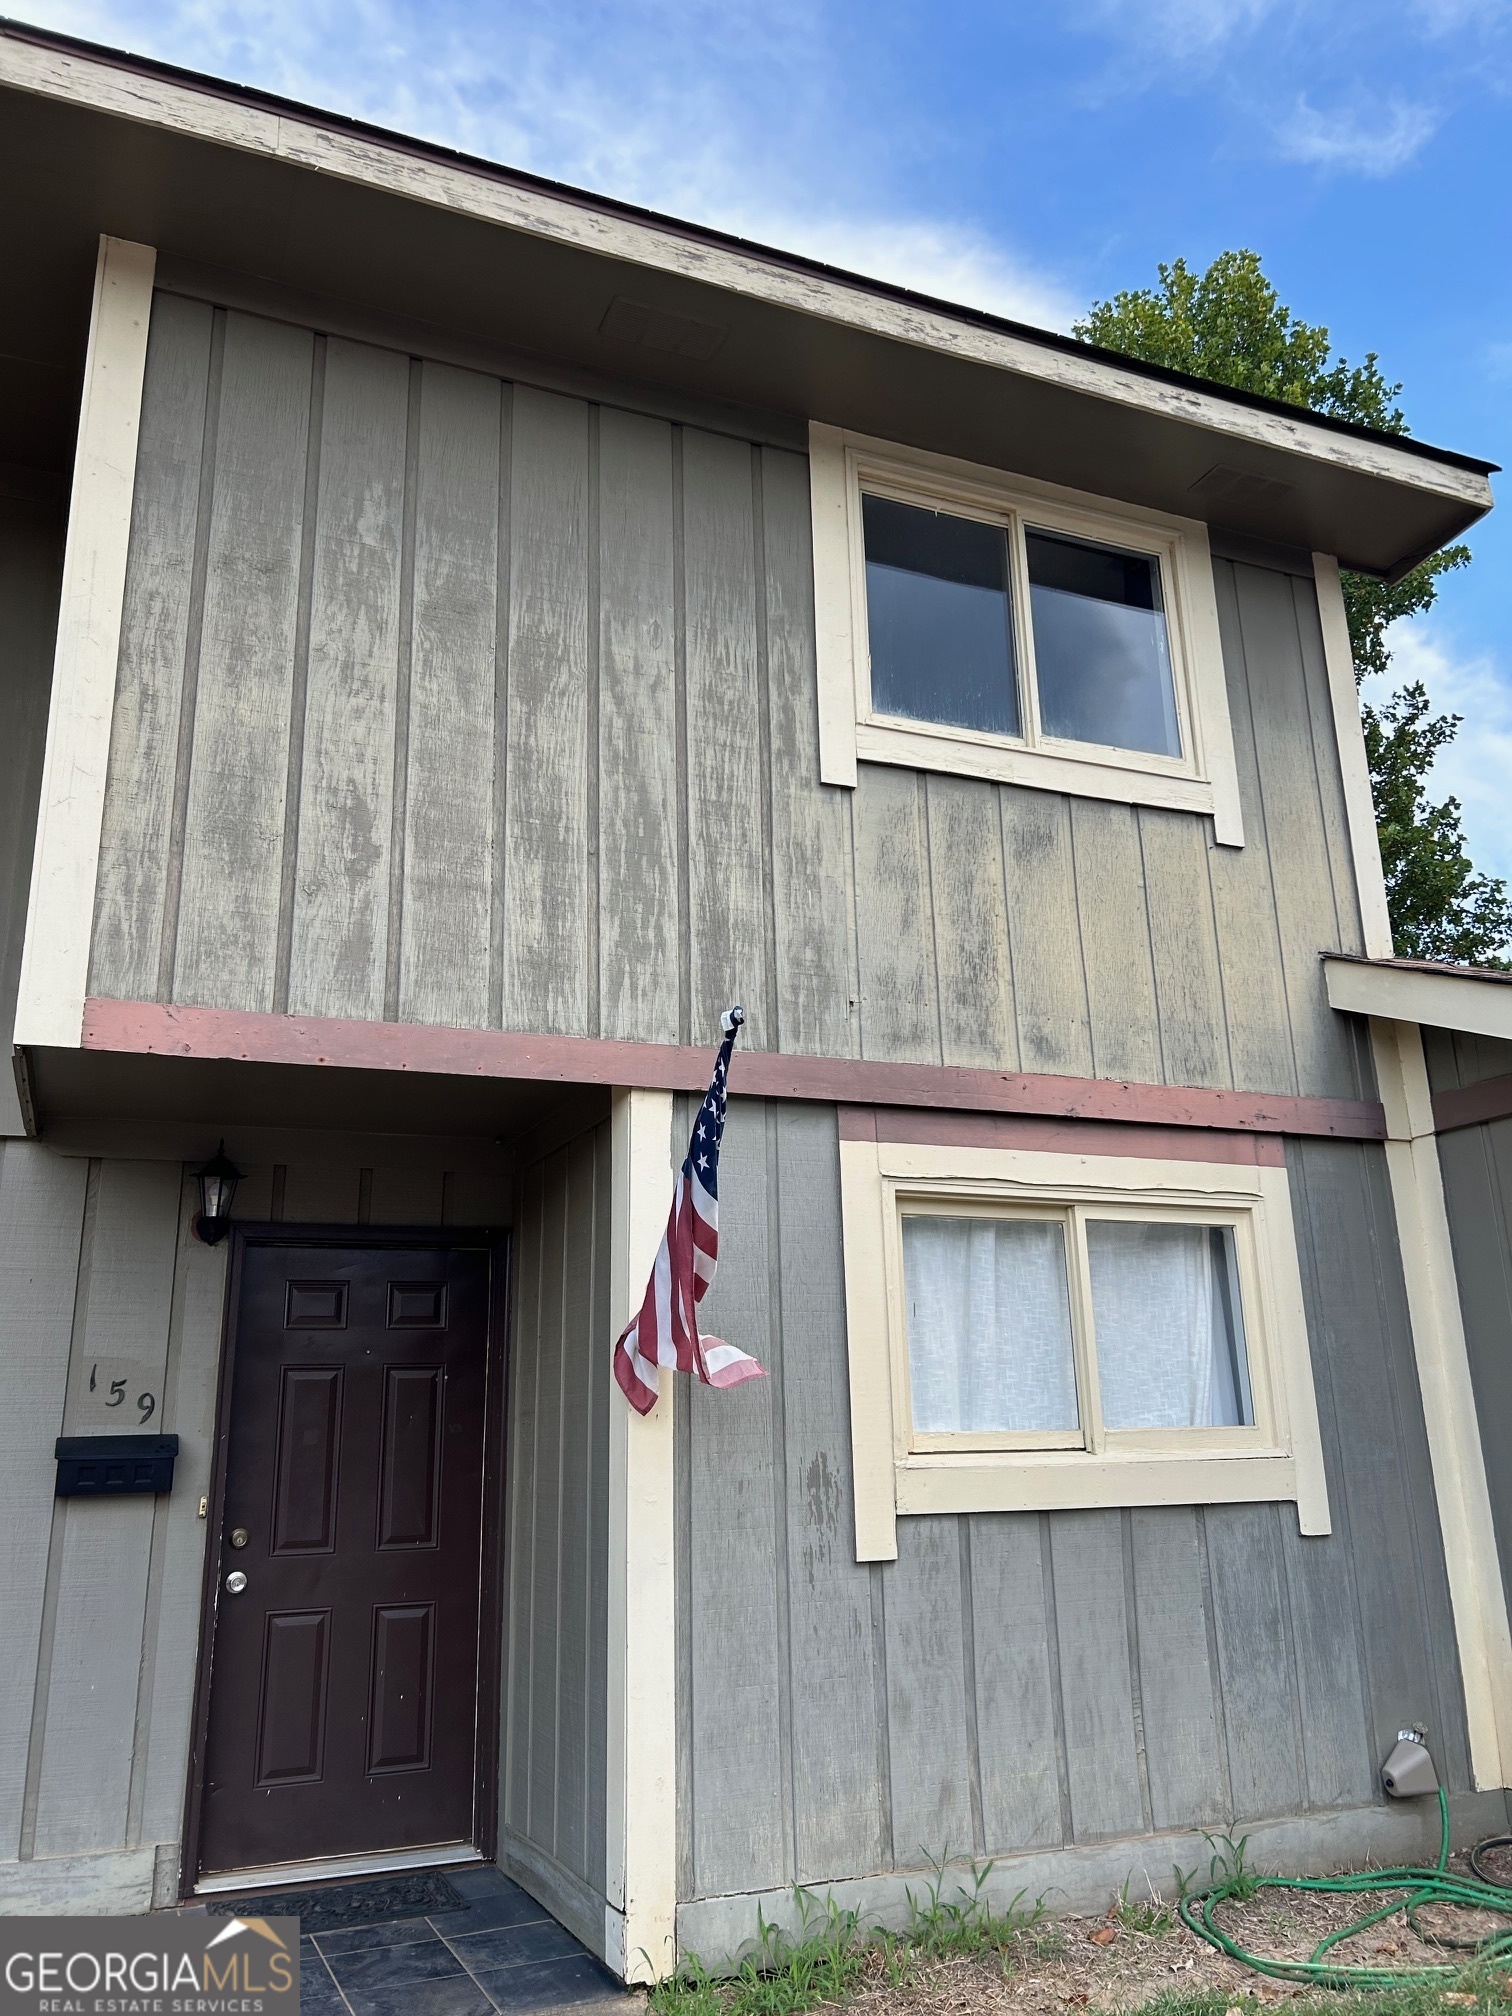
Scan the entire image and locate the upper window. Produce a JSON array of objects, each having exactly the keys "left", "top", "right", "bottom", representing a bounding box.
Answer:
[
  {"left": 810, "top": 426, "right": 1245, "bottom": 846},
  {"left": 837, "top": 1132, "right": 1328, "bottom": 1561}
]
